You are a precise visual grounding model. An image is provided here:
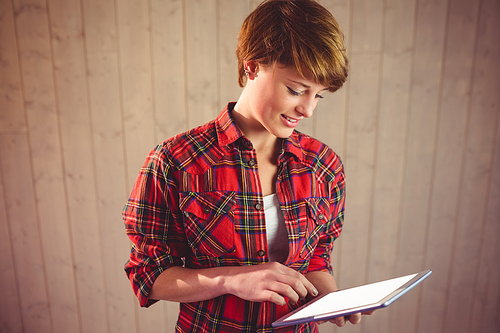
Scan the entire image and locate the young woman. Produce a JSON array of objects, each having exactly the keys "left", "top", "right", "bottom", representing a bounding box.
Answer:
[{"left": 124, "top": 1, "right": 368, "bottom": 331}]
